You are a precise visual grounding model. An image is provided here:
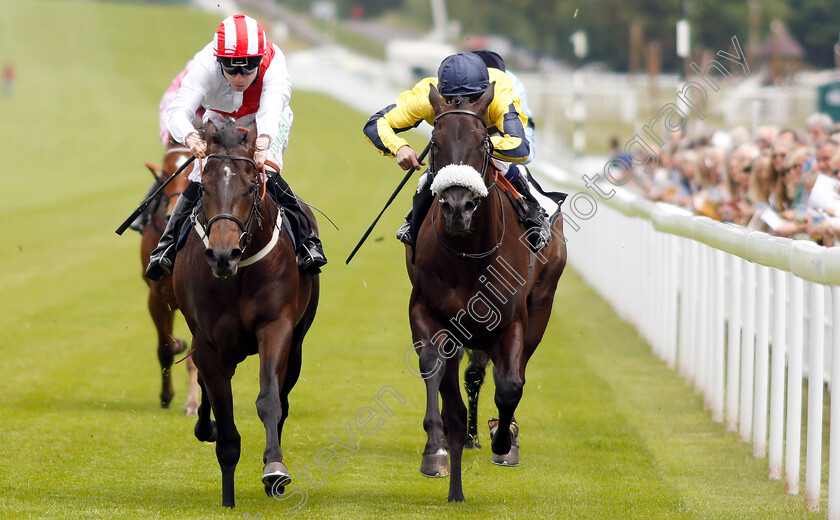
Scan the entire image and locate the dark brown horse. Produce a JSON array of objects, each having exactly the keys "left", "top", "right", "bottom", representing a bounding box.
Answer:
[
  {"left": 140, "top": 145, "right": 199, "bottom": 415},
  {"left": 172, "top": 120, "right": 319, "bottom": 508},
  {"left": 406, "top": 85, "right": 566, "bottom": 502}
]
